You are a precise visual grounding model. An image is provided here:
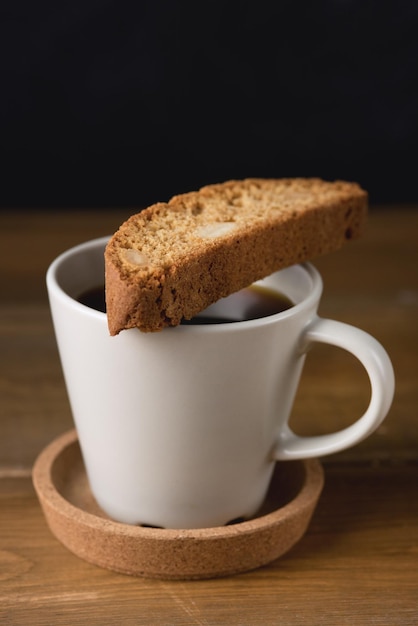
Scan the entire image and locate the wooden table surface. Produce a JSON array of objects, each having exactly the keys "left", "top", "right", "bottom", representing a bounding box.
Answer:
[{"left": 1, "top": 206, "right": 417, "bottom": 625}]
